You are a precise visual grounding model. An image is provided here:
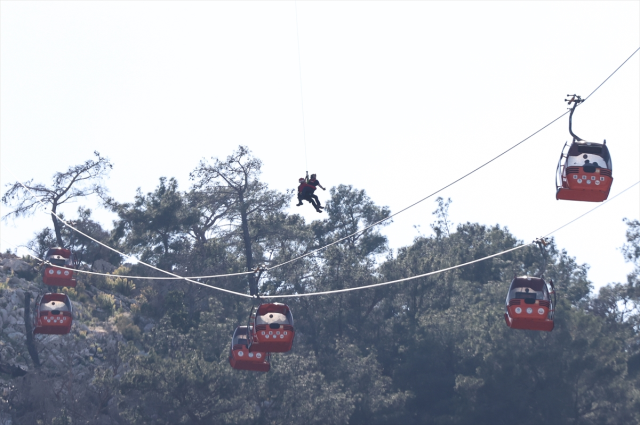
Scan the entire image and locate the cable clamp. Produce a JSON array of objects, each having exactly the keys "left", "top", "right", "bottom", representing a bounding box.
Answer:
[
  {"left": 565, "top": 94, "right": 584, "bottom": 108},
  {"left": 253, "top": 264, "right": 267, "bottom": 274},
  {"left": 534, "top": 237, "right": 550, "bottom": 247}
]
